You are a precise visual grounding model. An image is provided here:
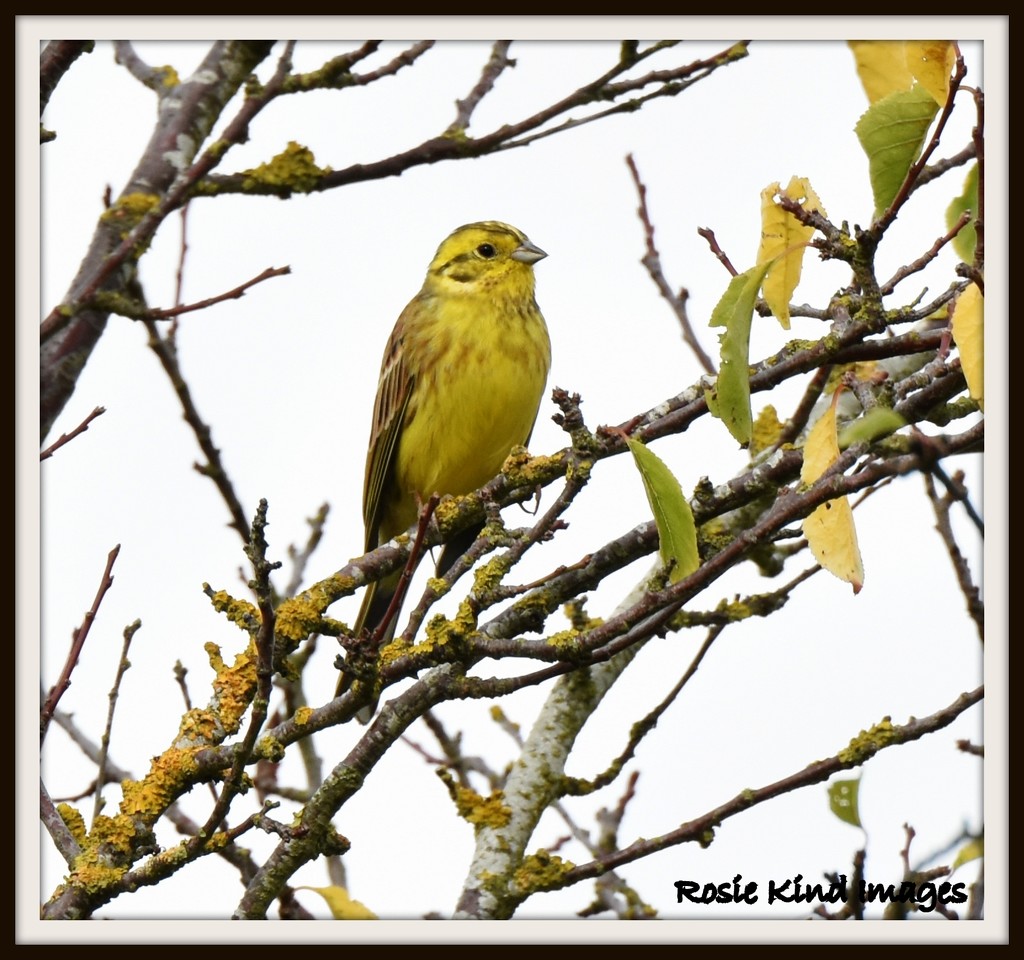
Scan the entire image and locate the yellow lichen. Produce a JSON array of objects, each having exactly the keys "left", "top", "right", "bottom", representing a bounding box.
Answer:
[
  {"left": 426, "top": 576, "right": 451, "bottom": 598},
  {"left": 98, "top": 192, "right": 162, "bottom": 245},
  {"left": 432, "top": 496, "right": 471, "bottom": 531},
  {"left": 177, "top": 707, "right": 221, "bottom": 743},
  {"left": 240, "top": 142, "right": 330, "bottom": 193},
  {"left": 208, "top": 645, "right": 258, "bottom": 731},
  {"left": 838, "top": 716, "right": 898, "bottom": 764},
  {"left": 513, "top": 850, "right": 575, "bottom": 893},
  {"left": 57, "top": 803, "right": 88, "bottom": 845},
  {"left": 453, "top": 786, "right": 512, "bottom": 829},
  {"left": 154, "top": 64, "right": 179, "bottom": 87},
  {"left": 275, "top": 594, "right": 324, "bottom": 643},
  {"left": 545, "top": 629, "right": 583, "bottom": 654},
  {"left": 100, "top": 192, "right": 160, "bottom": 227},
  {"left": 121, "top": 747, "right": 200, "bottom": 817},
  {"left": 469, "top": 557, "right": 512, "bottom": 602},
  {"left": 70, "top": 854, "right": 129, "bottom": 893},
  {"left": 376, "top": 634, "right": 412, "bottom": 670},
  {"left": 258, "top": 735, "right": 286, "bottom": 762},
  {"left": 206, "top": 589, "right": 260, "bottom": 632}
]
